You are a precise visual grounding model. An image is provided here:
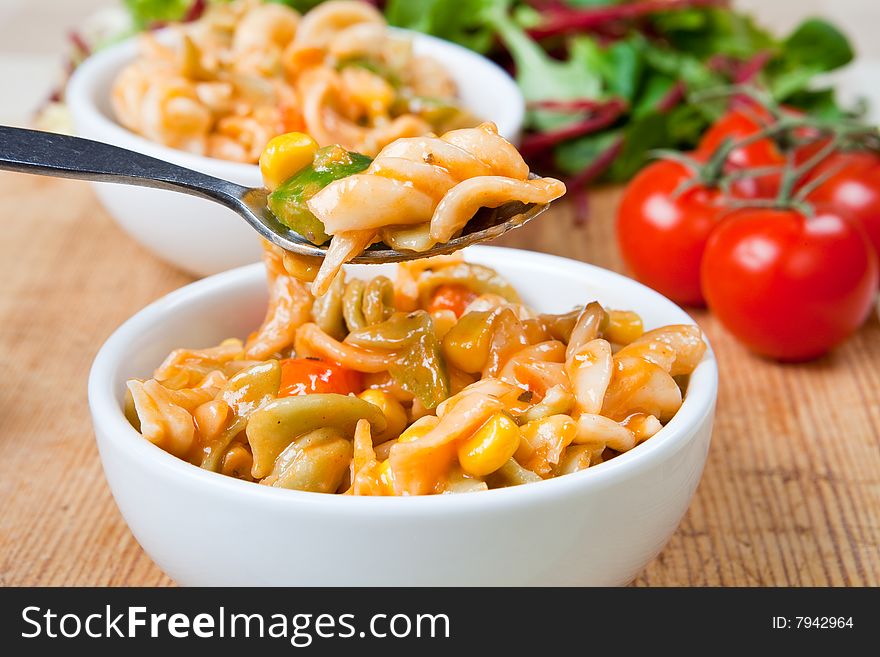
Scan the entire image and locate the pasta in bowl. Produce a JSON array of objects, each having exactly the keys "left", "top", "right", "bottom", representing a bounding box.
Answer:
[
  {"left": 89, "top": 247, "right": 717, "bottom": 585},
  {"left": 124, "top": 247, "right": 707, "bottom": 496},
  {"left": 112, "top": 0, "right": 477, "bottom": 162}
]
